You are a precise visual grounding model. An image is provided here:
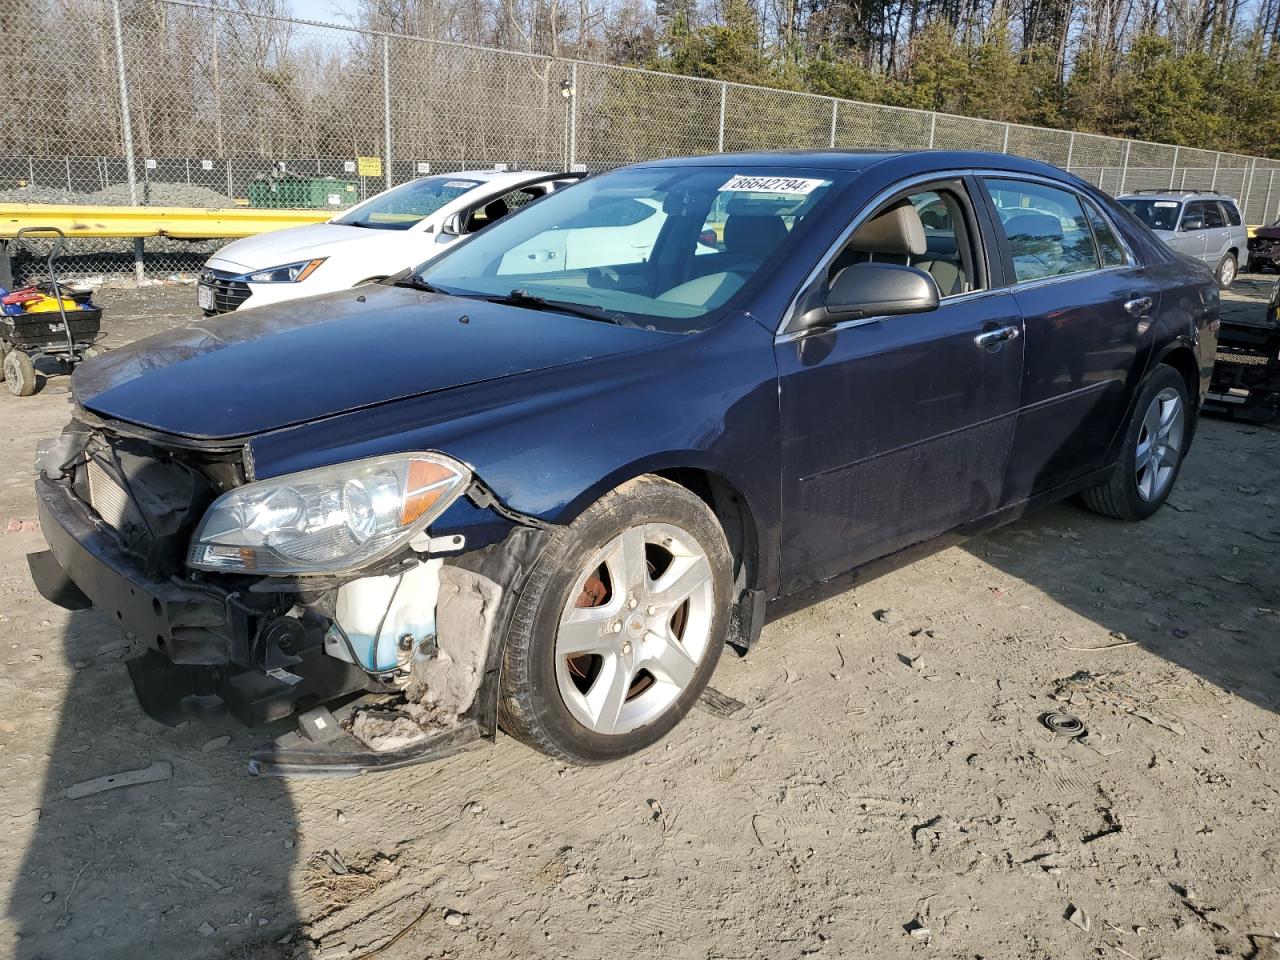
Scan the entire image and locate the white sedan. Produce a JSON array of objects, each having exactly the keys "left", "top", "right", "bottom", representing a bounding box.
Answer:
[{"left": 197, "top": 169, "right": 582, "bottom": 314}]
